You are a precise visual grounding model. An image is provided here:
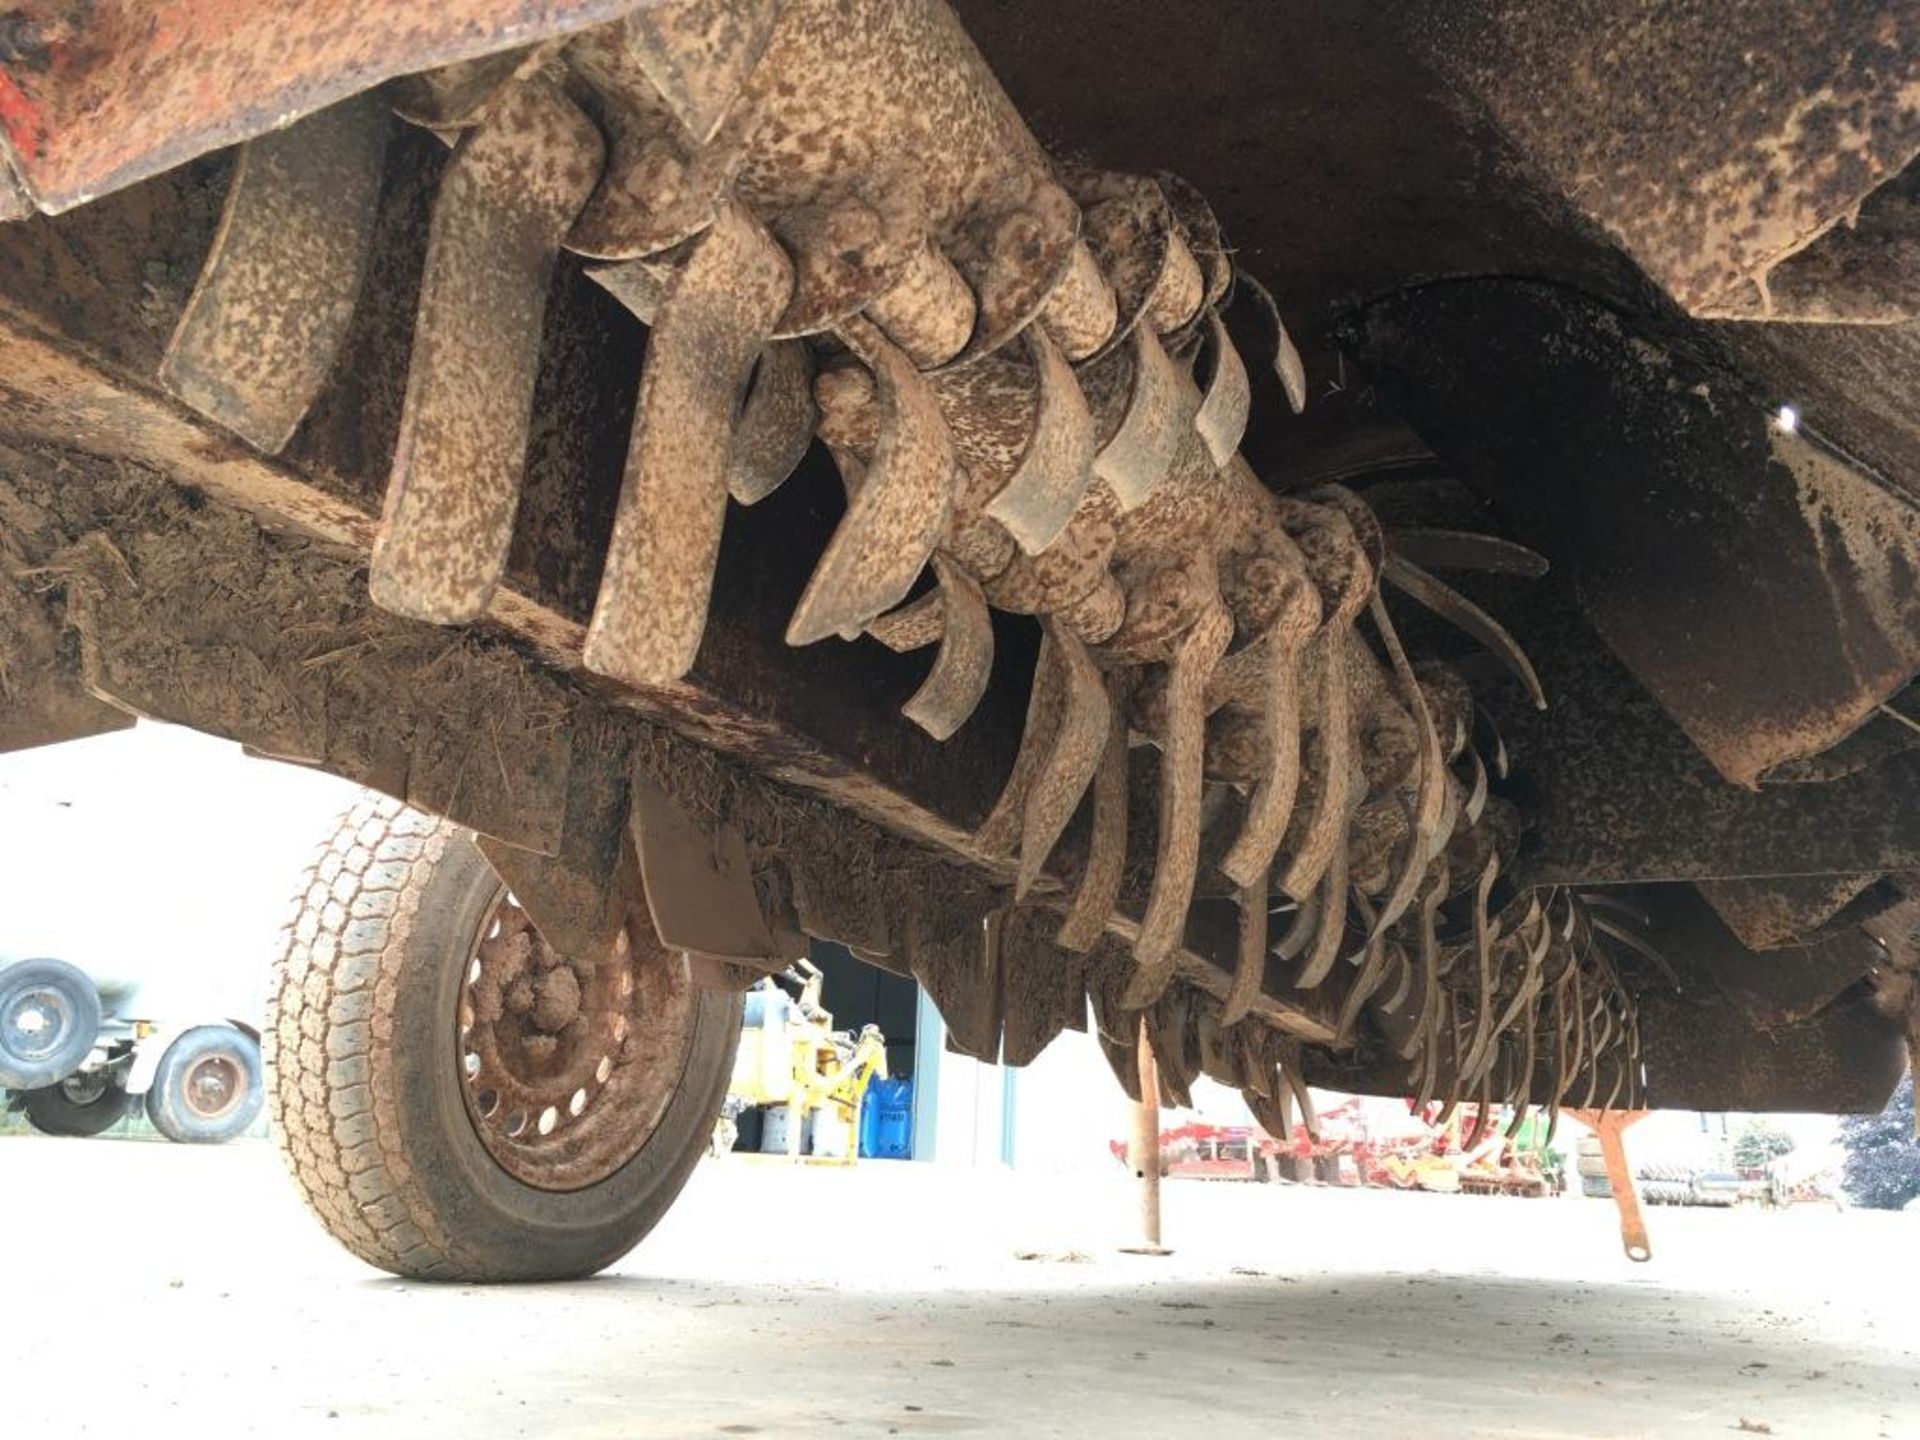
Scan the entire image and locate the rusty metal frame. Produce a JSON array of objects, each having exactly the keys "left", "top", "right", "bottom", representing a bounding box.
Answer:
[{"left": 0, "top": 0, "right": 643, "bottom": 214}]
